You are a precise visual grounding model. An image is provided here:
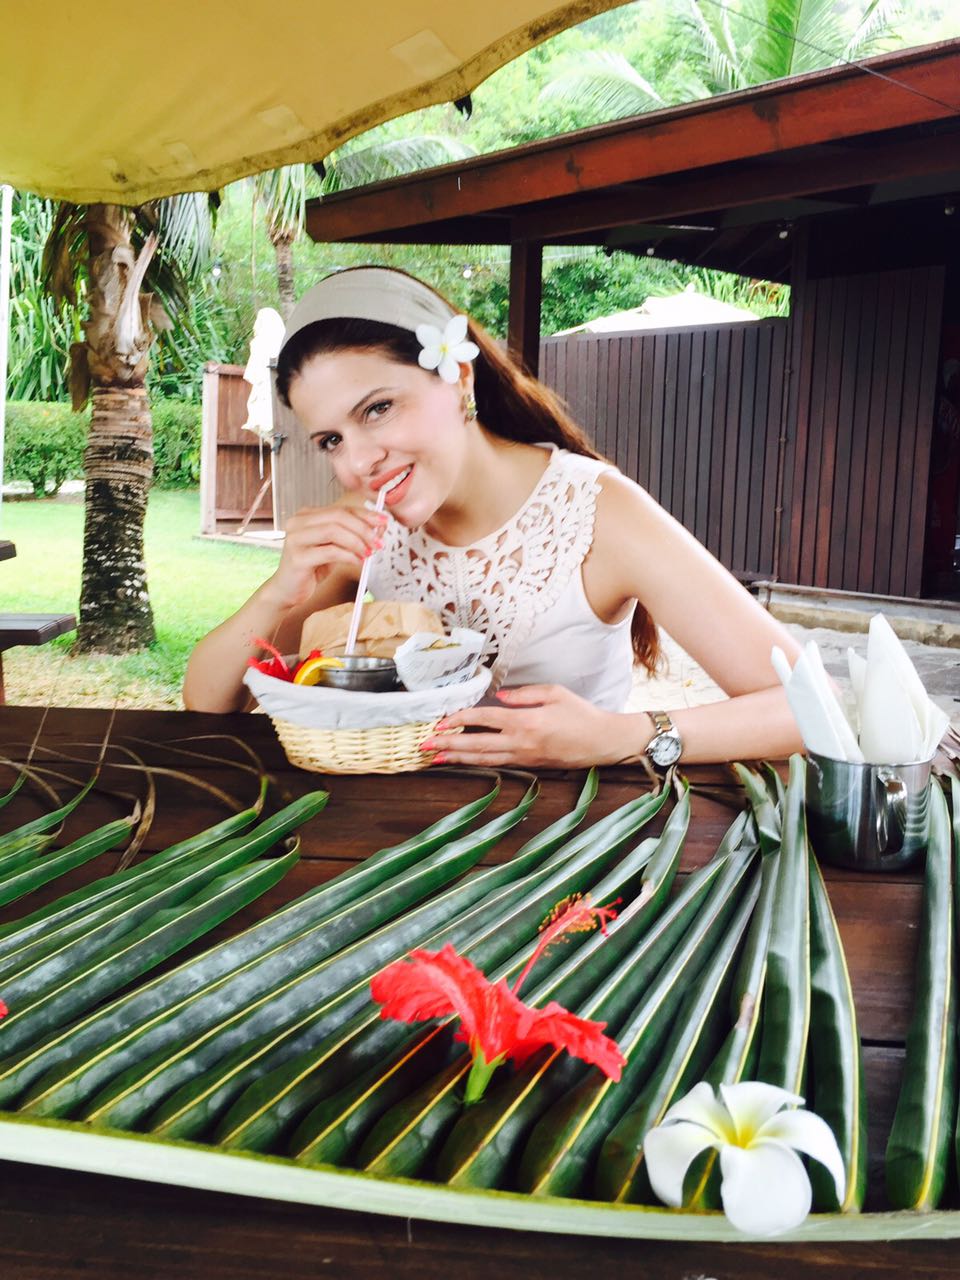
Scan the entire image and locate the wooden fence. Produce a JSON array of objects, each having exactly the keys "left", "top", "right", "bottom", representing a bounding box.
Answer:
[
  {"left": 540, "top": 263, "right": 944, "bottom": 598},
  {"left": 540, "top": 320, "right": 789, "bottom": 582},
  {"left": 199, "top": 364, "right": 275, "bottom": 535},
  {"left": 780, "top": 264, "right": 944, "bottom": 598}
]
